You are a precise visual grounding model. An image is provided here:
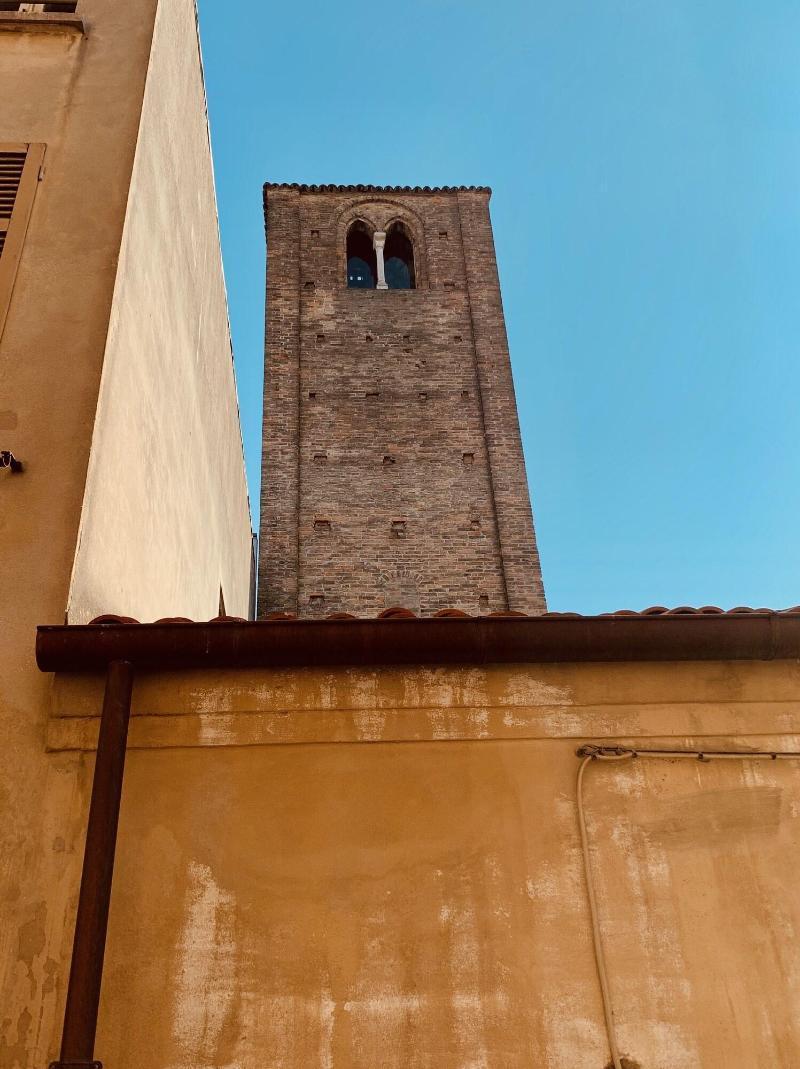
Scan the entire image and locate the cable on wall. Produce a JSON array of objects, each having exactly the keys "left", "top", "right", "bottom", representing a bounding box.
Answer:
[{"left": 575, "top": 743, "right": 800, "bottom": 1069}]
